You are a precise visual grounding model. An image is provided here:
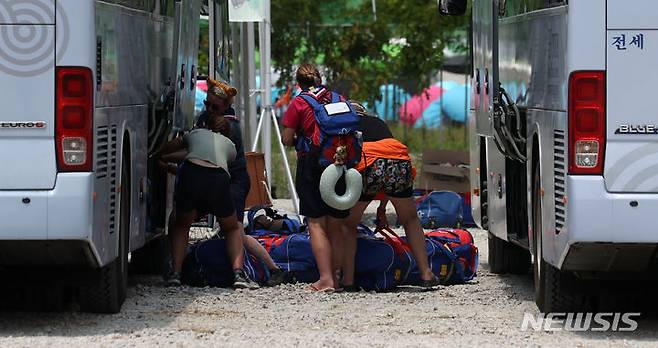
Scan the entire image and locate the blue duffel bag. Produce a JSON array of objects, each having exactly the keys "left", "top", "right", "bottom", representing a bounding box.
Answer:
[
  {"left": 181, "top": 239, "right": 269, "bottom": 287},
  {"left": 416, "top": 191, "right": 464, "bottom": 229}
]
